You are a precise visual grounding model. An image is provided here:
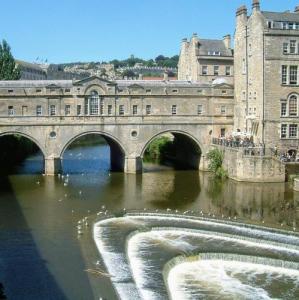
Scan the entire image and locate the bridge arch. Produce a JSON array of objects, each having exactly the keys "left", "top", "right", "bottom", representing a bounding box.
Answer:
[
  {"left": 141, "top": 130, "right": 203, "bottom": 170},
  {"left": 60, "top": 131, "right": 127, "bottom": 172},
  {"left": 0, "top": 131, "right": 46, "bottom": 157},
  {"left": 0, "top": 131, "right": 45, "bottom": 174}
]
